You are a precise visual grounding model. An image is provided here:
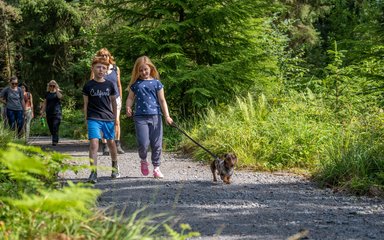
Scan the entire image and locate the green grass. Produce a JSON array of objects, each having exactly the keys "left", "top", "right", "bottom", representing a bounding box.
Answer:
[{"left": 178, "top": 91, "right": 384, "bottom": 195}]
